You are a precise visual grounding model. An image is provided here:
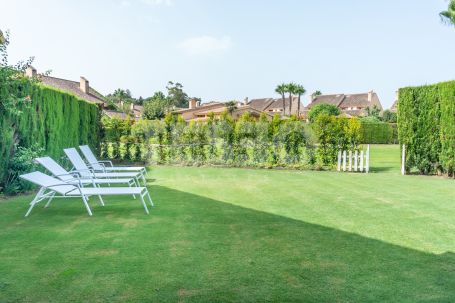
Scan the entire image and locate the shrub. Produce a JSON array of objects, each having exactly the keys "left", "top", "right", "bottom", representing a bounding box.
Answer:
[{"left": 398, "top": 81, "right": 455, "bottom": 176}]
